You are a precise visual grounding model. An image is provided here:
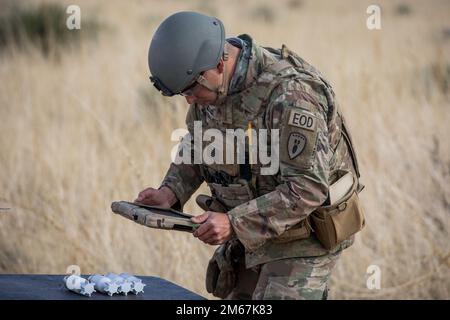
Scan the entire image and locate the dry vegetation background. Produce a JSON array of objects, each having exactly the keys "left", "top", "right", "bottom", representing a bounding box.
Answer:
[{"left": 0, "top": 0, "right": 449, "bottom": 299}]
